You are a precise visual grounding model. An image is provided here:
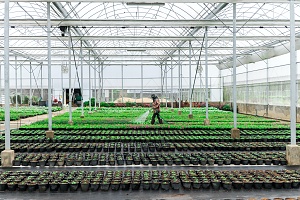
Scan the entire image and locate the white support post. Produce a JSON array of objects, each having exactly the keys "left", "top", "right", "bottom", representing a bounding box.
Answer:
[
  {"left": 266, "top": 59, "right": 269, "bottom": 110},
  {"left": 231, "top": 3, "right": 240, "bottom": 138},
  {"left": 2, "top": 0, "right": 14, "bottom": 167},
  {"left": 171, "top": 59, "right": 174, "bottom": 110},
  {"left": 204, "top": 27, "right": 210, "bottom": 125},
  {"left": 121, "top": 64, "right": 124, "bottom": 103},
  {"left": 20, "top": 65, "right": 22, "bottom": 104},
  {"left": 45, "top": 1, "right": 54, "bottom": 138},
  {"left": 61, "top": 64, "right": 64, "bottom": 106},
  {"left": 286, "top": 0, "right": 300, "bottom": 166},
  {"left": 141, "top": 64, "right": 143, "bottom": 105},
  {"left": 30, "top": 62, "right": 32, "bottom": 107},
  {"left": 88, "top": 50, "right": 92, "bottom": 113},
  {"left": 165, "top": 62, "right": 168, "bottom": 108},
  {"left": 290, "top": 0, "right": 297, "bottom": 145},
  {"left": 246, "top": 64, "right": 249, "bottom": 107},
  {"left": 80, "top": 40, "right": 84, "bottom": 117},
  {"left": 101, "top": 62, "right": 104, "bottom": 103},
  {"left": 68, "top": 27, "right": 73, "bottom": 124},
  {"left": 161, "top": 64, "right": 163, "bottom": 102},
  {"left": 94, "top": 57, "right": 97, "bottom": 111},
  {"left": 4, "top": 0, "right": 10, "bottom": 150},
  {"left": 41, "top": 65, "right": 43, "bottom": 100},
  {"left": 189, "top": 41, "right": 193, "bottom": 118},
  {"left": 15, "top": 56, "right": 17, "bottom": 108},
  {"left": 98, "top": 60, "right": 101, "bottom": 109},
  {"left": 0, "top": 65, "right": 1, "bottom": 104},
  {"left": 178, "top": 50, "right": 181, "bottom": 114}
]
